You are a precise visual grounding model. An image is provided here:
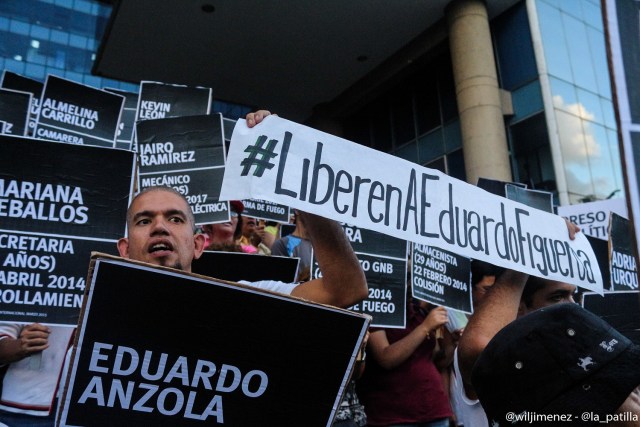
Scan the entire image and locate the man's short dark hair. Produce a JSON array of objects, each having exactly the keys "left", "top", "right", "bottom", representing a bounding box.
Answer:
[
  {"left": 470, "top": 260, "right": 501, "bottom": 287},
  {"left": 126, "top": 186, "right": 196, "bottom": 231}
]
